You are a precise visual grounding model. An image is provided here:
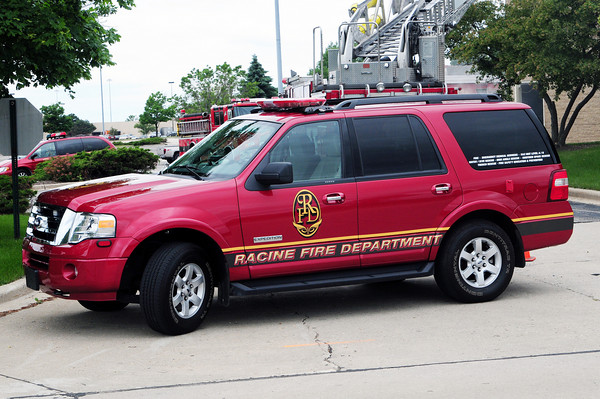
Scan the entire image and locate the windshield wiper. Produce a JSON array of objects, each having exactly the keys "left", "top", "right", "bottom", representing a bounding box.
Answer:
[{"left": 168, "top": 165, "right": 205, "bottom": 180}]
